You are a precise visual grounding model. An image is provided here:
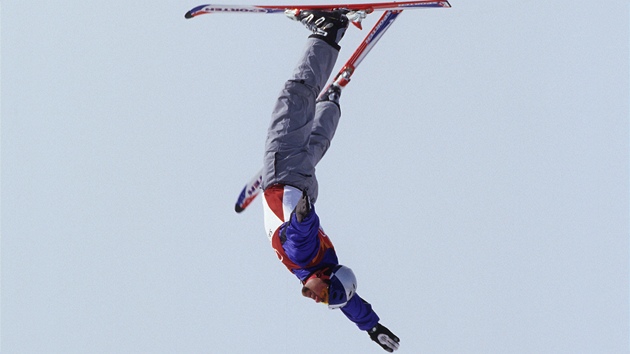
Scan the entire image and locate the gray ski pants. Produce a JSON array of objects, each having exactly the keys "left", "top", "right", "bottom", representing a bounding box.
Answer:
[{"left": 262, "top": 37, "right": 341, "bottom": 203}]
